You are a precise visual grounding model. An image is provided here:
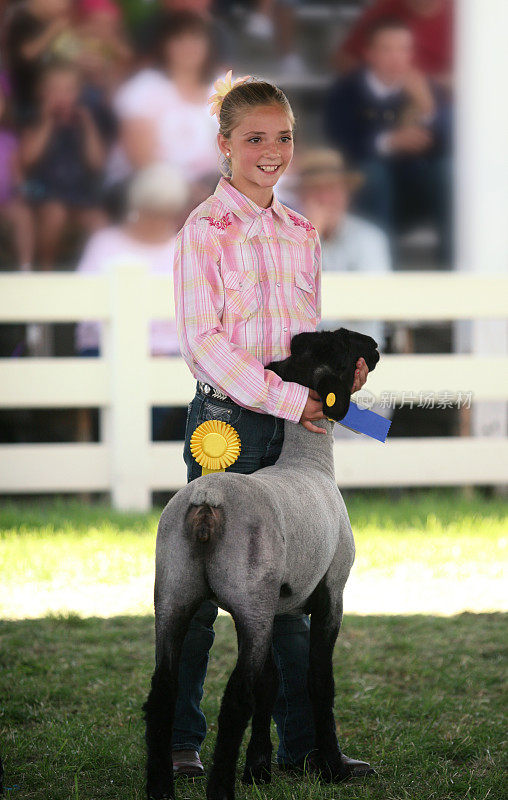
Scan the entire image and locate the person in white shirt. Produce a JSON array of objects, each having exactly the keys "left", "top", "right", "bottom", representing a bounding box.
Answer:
[
  {"left": 296, "top": 147, "right": 394, "bottom": 439},
  {"left": 75, "top": 162, "right": 189, "bottom": 440},
  {"left": 106, "top": 10, "right": 221, "bottom": 207}
]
